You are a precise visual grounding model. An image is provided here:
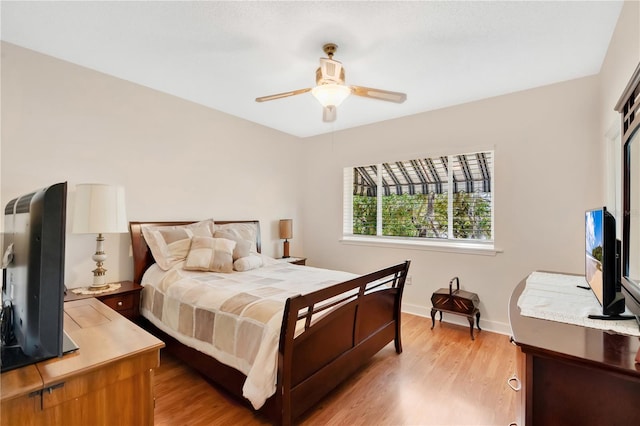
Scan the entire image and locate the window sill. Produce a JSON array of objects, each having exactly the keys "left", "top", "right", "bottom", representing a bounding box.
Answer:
[{"left": 340, "top": 236, "right": 502, "bottom": 256}]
